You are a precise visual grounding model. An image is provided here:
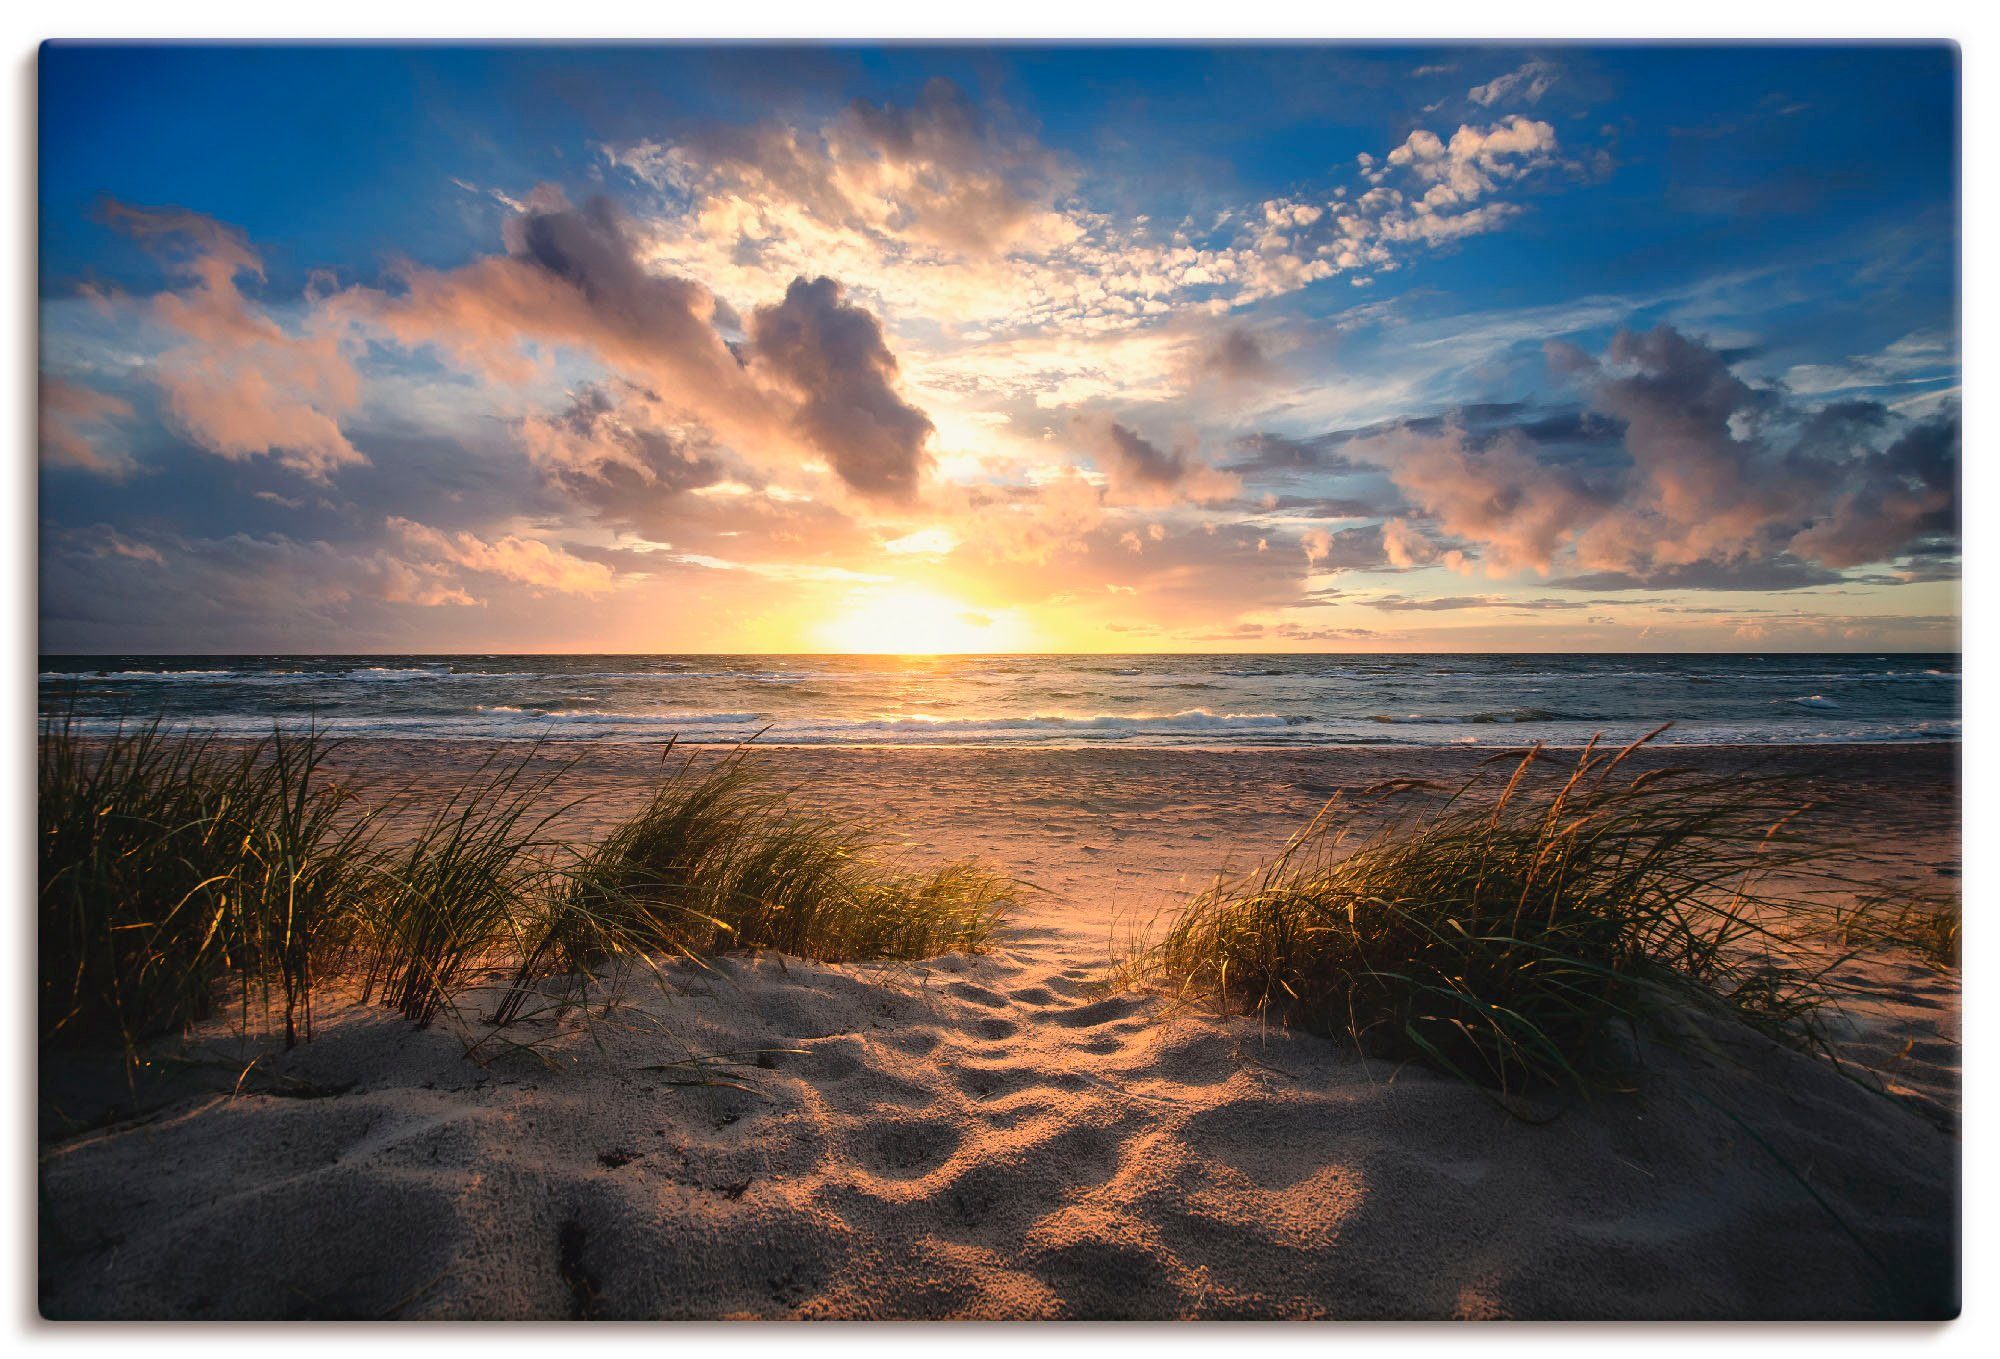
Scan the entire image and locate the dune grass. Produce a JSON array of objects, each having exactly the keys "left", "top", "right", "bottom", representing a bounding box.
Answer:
[
  {"left": 358, "top": 748, "right": 576, "bottom": 1029},
  {"left": 1149, "top": 730, "right": 1852, "bottom": 1093},
  {"left": 39, "top": 711, "right": 375, "bottom": 1054},
  {"left": 494, "top": 748, "right": 1015, "bottom": 1024},
  {"left": 42, "top": 716, "right": 1015, "bottom": 1056},
  {"left": 1824, "top": 894, "right": 1961, "bottom": 970}
]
